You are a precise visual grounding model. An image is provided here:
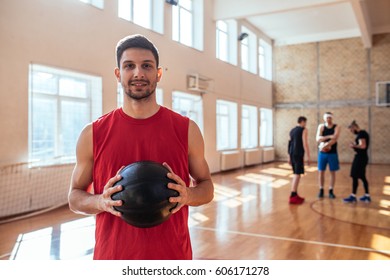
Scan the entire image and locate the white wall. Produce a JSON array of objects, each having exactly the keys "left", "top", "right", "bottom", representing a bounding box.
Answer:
[{"left": 0, "top": 0, "right": 272, "bottom": 173}]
